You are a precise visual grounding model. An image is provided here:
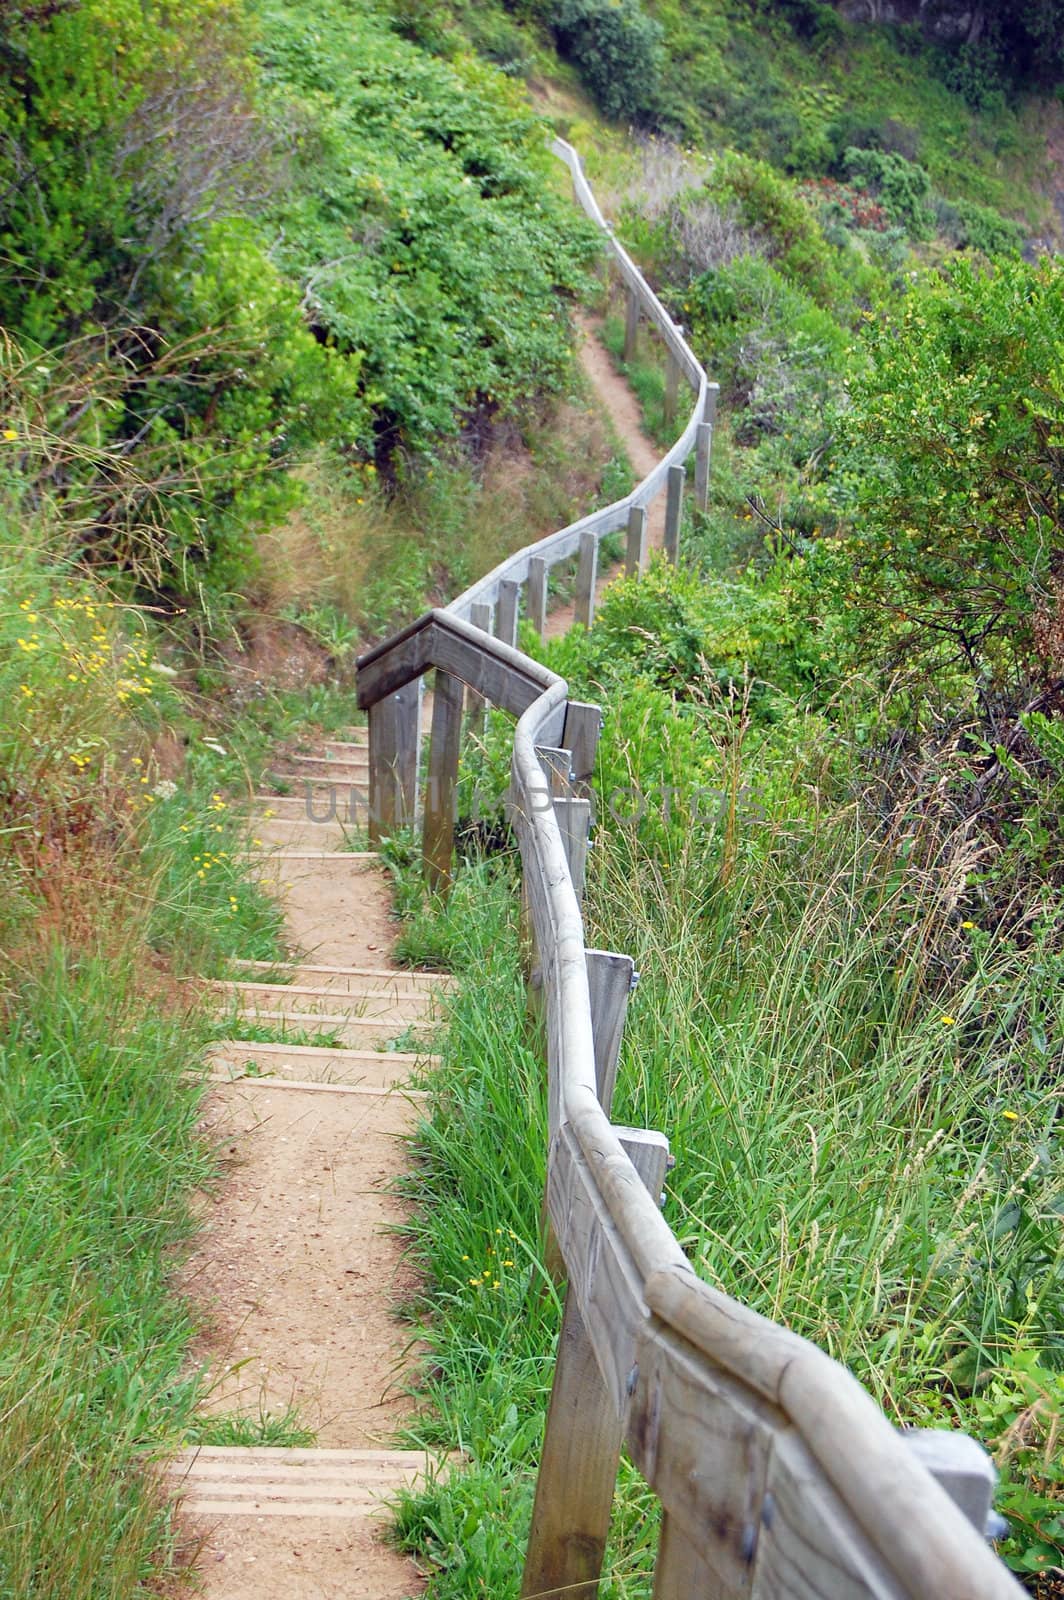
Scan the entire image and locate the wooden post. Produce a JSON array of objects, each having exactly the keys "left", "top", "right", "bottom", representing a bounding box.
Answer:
[
  {"left": 585, "top": 950, "right": 635, "bottom": 1113},
  {"left": 625, "top": 504, "right": 648, "bottom": 577},
  {"left": 664, "top": 464, "right": 685, "bottom": 564},
  {"left": 562, "top": 701, "right": 602, "bottom": 794},
  {"left": 368, "top": 680, "right": 422, "bottom": 845},
  {"left": 496, "top": 578, "right": 520, "bottom": 648},
  {"left": 901, "top": 1431, "right": 999, "bottom": 1537},
  {"left": 553, "top": 796, "right": 591, "bottom": 901},
  {"left": 663, "top": 350, "right": 680, "bottom": 429},
  {"left": 528, "top": 556, "right": 548, "bottom": 638},
  {"left": 466, "top": 601, "right": 492, "bottom": 724},
  {"left": 575, "top": 529, "right": 598, "bottom": 629},
  {"left": 536, "top": 746, "right": 572, "bottom": 797},
  {"left": 703, "top": 380, "right": 720, "bottom": 430},
  {"left": 624, "top": 286, "right": 640, "bottom": 362},
  {"left": 422, "top": 667, "right": 464, "bottom": 892},
  {"left": 694, "top": 422, "right": 712, "bottom": 512},
  {"left": 521, "top": 1131, "right": 670, "bottom": 1600},
  {"left": 652, "top": 1513, "right": 722, "bottom": 1600}
]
